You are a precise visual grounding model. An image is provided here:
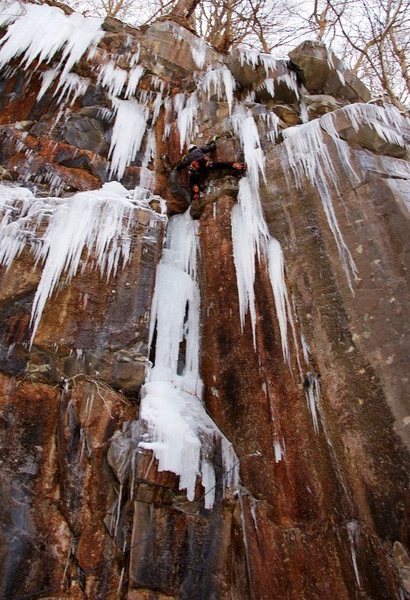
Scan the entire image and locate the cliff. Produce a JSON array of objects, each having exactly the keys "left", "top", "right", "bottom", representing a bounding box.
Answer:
[{"left": 0, "top": 3, "right": 409, "bottom": 599}]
